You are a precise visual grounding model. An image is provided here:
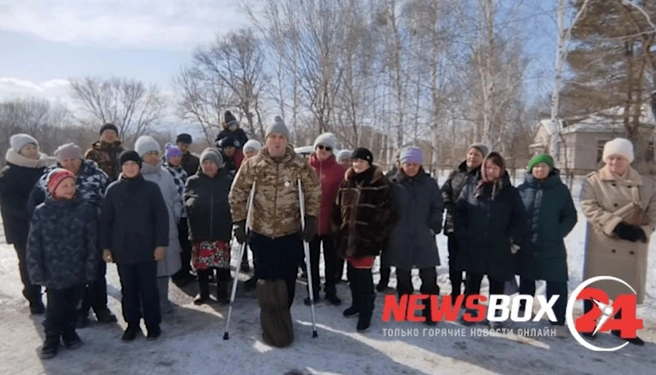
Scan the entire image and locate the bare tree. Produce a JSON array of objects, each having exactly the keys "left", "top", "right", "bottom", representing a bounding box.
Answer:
[{"left": 69, "top": 76, "right": 168, "bottom": 143}]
